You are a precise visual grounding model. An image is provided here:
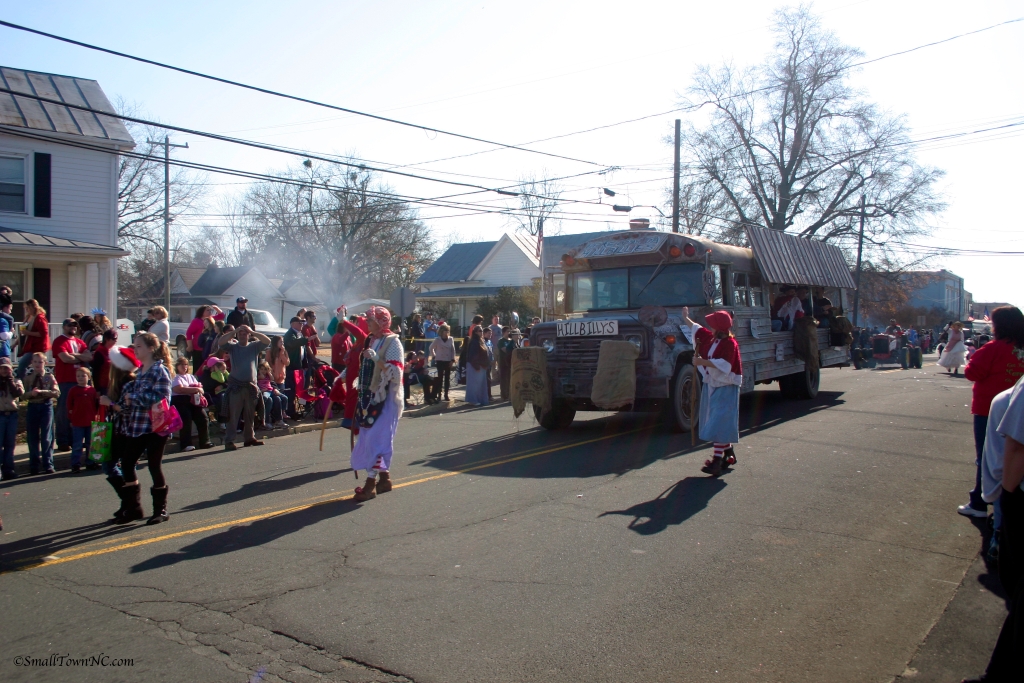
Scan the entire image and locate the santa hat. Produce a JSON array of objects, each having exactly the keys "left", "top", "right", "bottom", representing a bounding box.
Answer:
[
  {"left": 704, "top": 310, "right": 734, "bottom": 334},
  {"left": 109, "top": 345, "right": 141, "bottom": 371}
]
